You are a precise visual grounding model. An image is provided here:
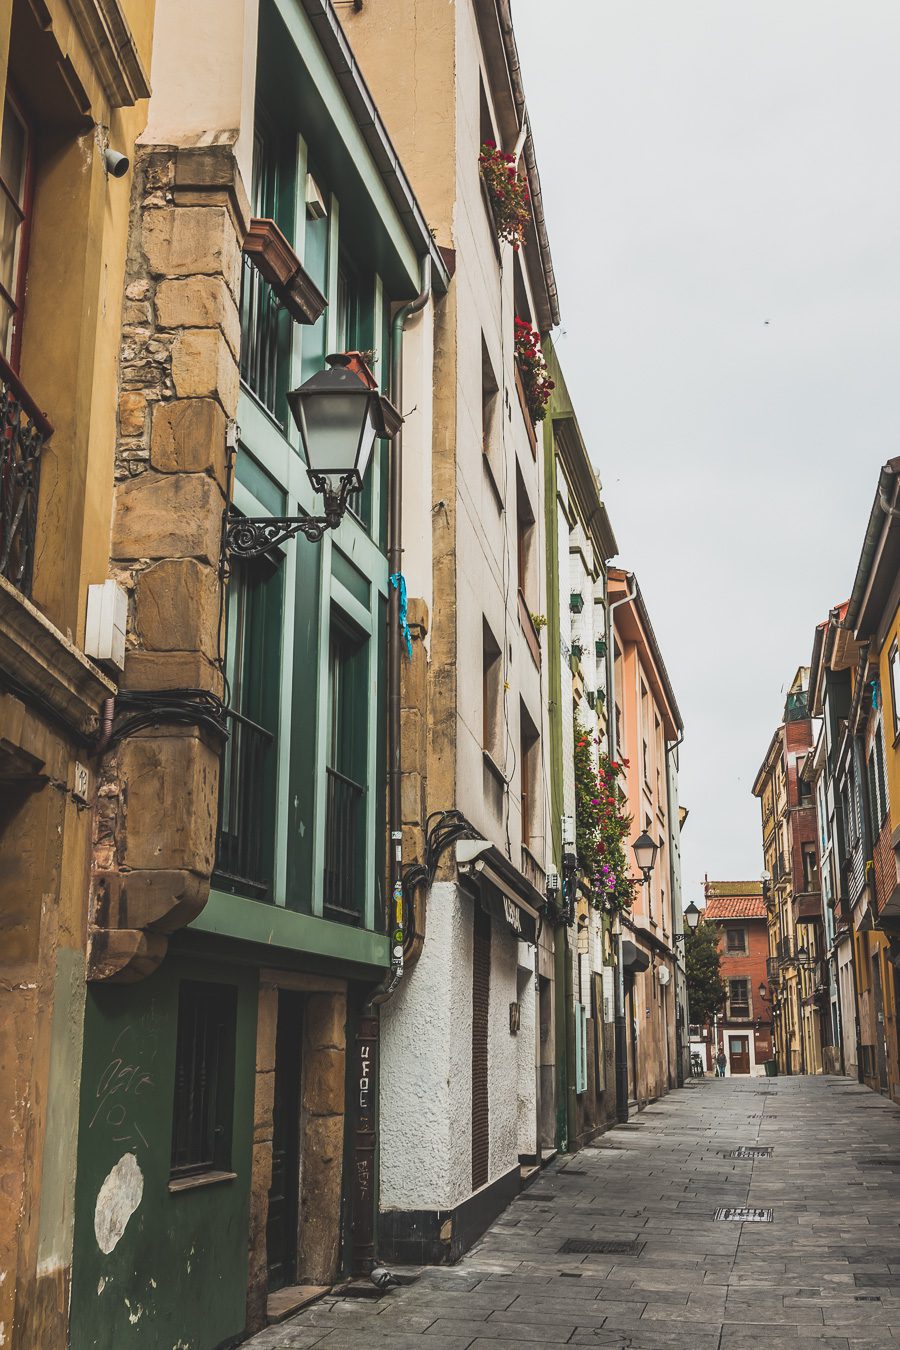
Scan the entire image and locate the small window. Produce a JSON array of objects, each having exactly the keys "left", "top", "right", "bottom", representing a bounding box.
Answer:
[
  {"left": 483, "top": 619, "right": 502, "bottom": 761},
  {"left": 802, "top": 843, "right": 818, "bottom": 891},
  {"left": 728, "top": 977, "right": 750, "bottom": 1019},
  {"left": 171, "top": 981, "right": 238, "bottom": 1179},
  {"left": 481, "top": 337, "right": 501, "bottom": 496},
  {"left": 0, "top": 90, "right": 34, "bottom": 369},
  {"left": 726, "top": 927, "right": 747, "bottom": 954},
  {"left": 891, "top": 642, "right": 900, "bottom": 742},
  {"left": 515, "top": 465, "right": 535, "bottom": 607},
  {"left": 520, "top": 701, "right": 540, "bottom": 851}
]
